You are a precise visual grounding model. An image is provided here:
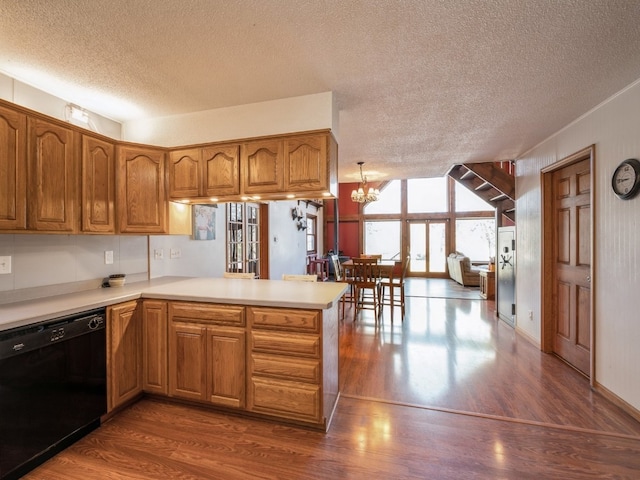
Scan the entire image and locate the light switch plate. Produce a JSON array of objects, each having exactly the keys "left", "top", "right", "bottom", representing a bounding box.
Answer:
[{"left": 0, "top": 256, "right": 12, "bottom": 274}]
